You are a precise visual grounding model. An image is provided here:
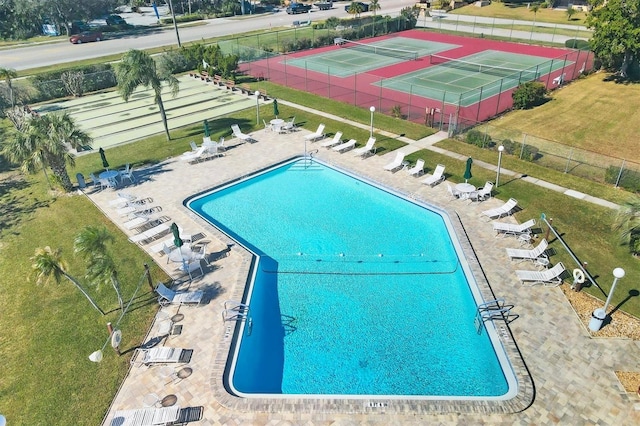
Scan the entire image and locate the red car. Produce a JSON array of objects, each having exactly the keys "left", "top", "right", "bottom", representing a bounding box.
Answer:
[{"left": 69, "top": 31, "right": 103, "bottom": 44}]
